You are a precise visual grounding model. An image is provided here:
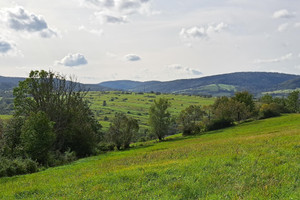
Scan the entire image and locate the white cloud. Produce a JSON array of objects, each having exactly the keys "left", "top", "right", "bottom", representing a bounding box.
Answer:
[
  {"left": 80, "top": 0, "right": 115, "bottom": 9},
  {"left": 124, "top": 54, "right": 141, "bottom": 61},
  {"left": 78, "top": 26, "right": 103, "bottom": 36},
  {"left": 0, "top": 6, "right": 57, "bottom": 38},
  {"left": 57, "top": 53, "right": 88, "bottom": 67},
  {"left": 0, "top": 36, "right": 20, "bottom": 56},
  {"left": 277, "top": 23, "right": 289, "bottom": 32},
  {"left": 94, "top": 12, "right": 128, "bottom": 24},
  {"left": 254, "top": 53, "right": 293, "bottom": 64},
  {"left": 273, "top": 9, "right": 295, "bottom": 19},
  {"left": 180, "top": 27, "right": 207, "bottom": 39},
  {"left": 180, "top": 23, "right": 228, "bottom": 40},
  {"left": 168, "top": 64, "right": 202, "bottom": 76},
  {"left": 80, "top": 0, "right": 153, "bottom": 24},
  {"left": 0, "top": 38, "right": 13, "bottom": 54}
]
